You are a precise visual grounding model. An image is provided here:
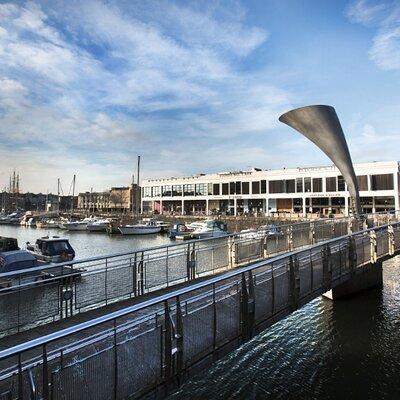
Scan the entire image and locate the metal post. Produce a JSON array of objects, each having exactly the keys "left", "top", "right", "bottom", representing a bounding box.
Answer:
[
  {"left": 240, "top": 272, "right": 249, "bottom": 341},
  {"left": 42, "top": 345, "right": 49, "bottom": 400},
  {"left": 370, "top": 230, "right": 377, "bottom": 264},
  {"left": 388, "top": 225, "right": 395, "bottom": 255},
  {"left": 113, "top": 319, "right": 118, "bottom": 400},
  {"left": 322, "top": 244, "right": 332, "bottom": 291},
  {"left": 348, "top": 236, "right": 357, "bottom": 275},
  {"left": 289, "top": 255, "right": 300, "bottom": 310}
]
